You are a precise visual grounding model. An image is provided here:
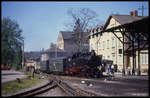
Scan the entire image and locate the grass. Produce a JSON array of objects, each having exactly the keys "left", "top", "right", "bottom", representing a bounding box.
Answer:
[{"left": 1, "top": 71, "right": 46, "bottom": 96}]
